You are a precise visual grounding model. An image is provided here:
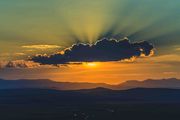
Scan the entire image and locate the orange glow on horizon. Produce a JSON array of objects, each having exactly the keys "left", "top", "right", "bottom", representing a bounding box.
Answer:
[{"left": 83, "top": 62, "right": 99, "bottom": 68}]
